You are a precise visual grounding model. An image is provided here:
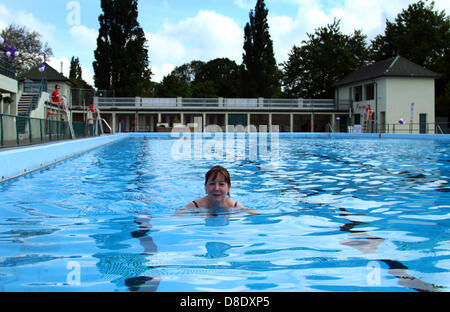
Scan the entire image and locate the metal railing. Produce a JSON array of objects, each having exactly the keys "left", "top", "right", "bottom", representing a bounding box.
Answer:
[
  {"left": 96, "top": 97, "right": 351, "bottom": 111},
  {"left": 25, "top": 78, "right": 47, "bottom": 116},
  {"left": 23, "top": 79, "right": 42, "bottom": 93},
  {"left": 349, "top": 122, "right": 450, "bottom": 134},
  {"left": 0, "top": 113, "right": 97, "bottom": 148},
  {"left": 98, "top": 97, "right": 137, "bottom": 107},
  {"left": 71, "top": 88, "right": 96, "bottom": 110},
  {"left": 0, "top": 58, "right": 16, "bottom": 79}
]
